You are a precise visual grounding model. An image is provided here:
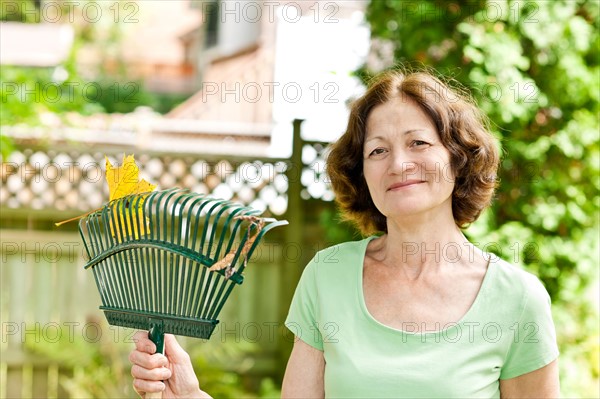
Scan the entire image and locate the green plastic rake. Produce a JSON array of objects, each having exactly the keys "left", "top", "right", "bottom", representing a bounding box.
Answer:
[{"left": 78, "top": 188, "right": 287, "bottom": 396}]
